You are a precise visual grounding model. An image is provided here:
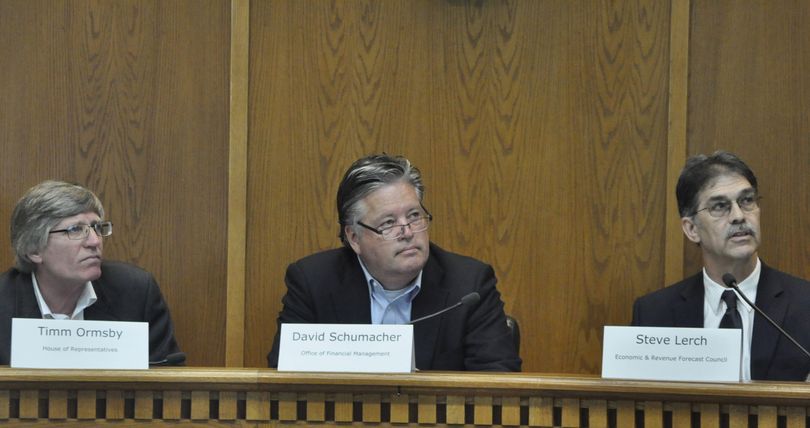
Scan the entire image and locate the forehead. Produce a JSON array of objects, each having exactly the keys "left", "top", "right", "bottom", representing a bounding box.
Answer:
[
  {"left": 55, "top": 211, "right": 101, "bottom": 227},
  {"left": 698, "top": 173, "right": 753, "bottom": 200},
  {"left": 362, "top": 182, "right": 420, "bottom": 214}
]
